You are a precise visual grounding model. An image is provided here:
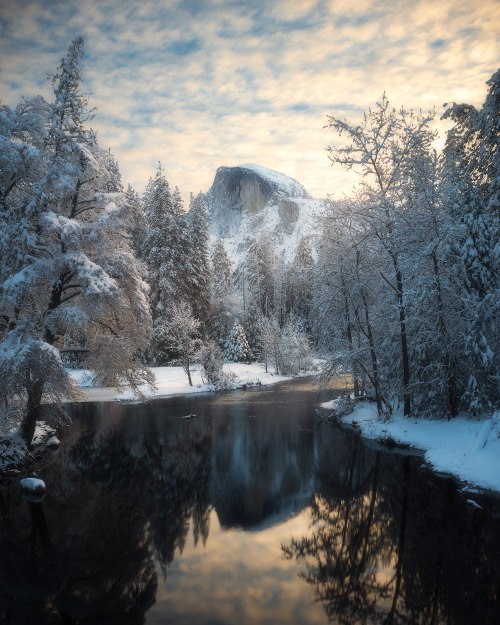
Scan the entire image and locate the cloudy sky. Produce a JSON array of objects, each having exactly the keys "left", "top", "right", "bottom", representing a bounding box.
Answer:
[{"left": 1, "top": 0, "right": 498, "bottom": 202}]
